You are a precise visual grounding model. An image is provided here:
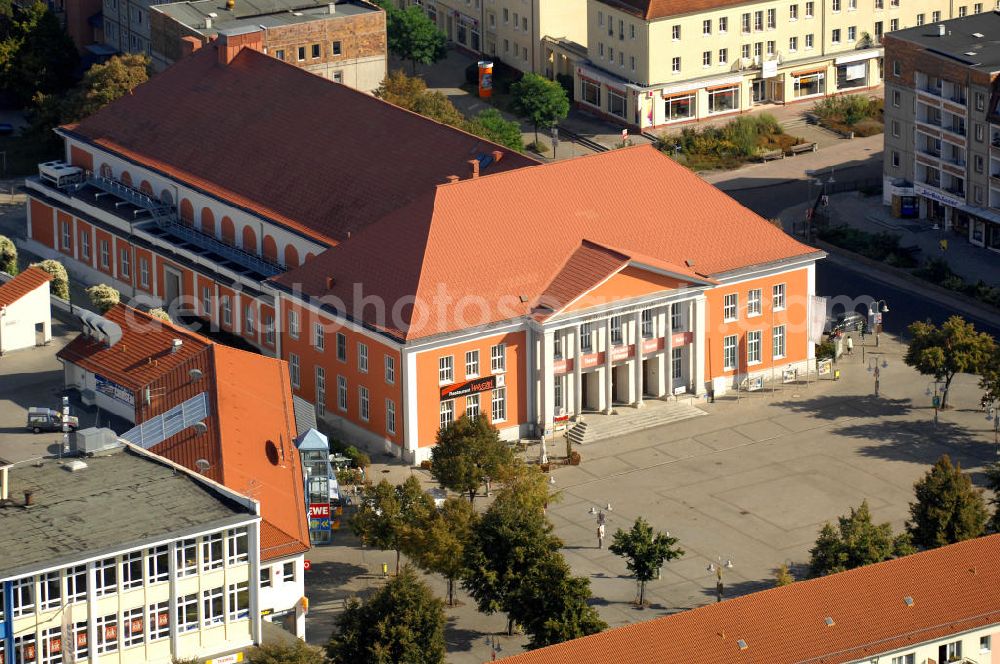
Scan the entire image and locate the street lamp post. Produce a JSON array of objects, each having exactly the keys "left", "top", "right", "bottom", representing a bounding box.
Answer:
[
  {"left": 987, "top": 403, "right": 1000, "bottom": 454},
  {"left": 871, "top": 299, "right": 889, "bottom": 347},
  {"left": 589, "top": 503, "right": 613, "bottom": 548},
  {"left": 707, "top": 557, "right": 734, "bottom": 602},
  {"left": 926, "top": 381, "right": 946, "bottom": 425},
  {"left": 868, "top": 357, "right": 888, "bottom": 397}
]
